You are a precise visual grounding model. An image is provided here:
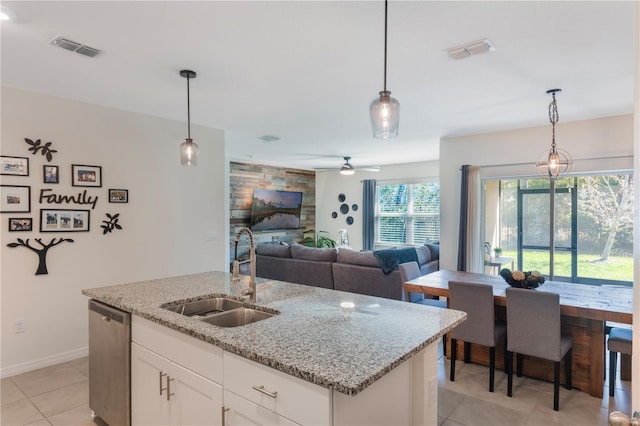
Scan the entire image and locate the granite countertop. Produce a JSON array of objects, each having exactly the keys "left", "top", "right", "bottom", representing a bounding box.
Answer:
[{"left": 82, "top": 271, "right": 466, "bottom": 396}]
